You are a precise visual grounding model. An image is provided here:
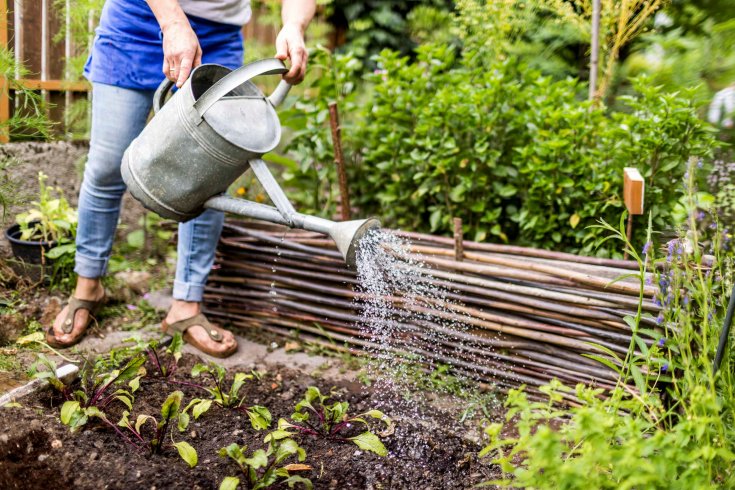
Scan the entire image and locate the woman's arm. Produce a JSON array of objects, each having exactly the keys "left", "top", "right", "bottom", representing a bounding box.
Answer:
[
  {"left": 275, "top": 0, "right": 316, "bottom": 84},
  {"left": 146, "top": 0, "right": 202, "bottom": 87}
]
